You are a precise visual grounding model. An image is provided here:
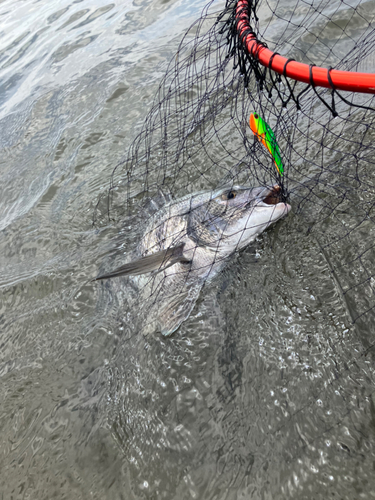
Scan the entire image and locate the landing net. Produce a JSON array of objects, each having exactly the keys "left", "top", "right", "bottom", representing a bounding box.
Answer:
[
  {"left": 96, "top": 0, "right": 375, "bottom": 494},
  {"left": 95, "top": 0, "right": 375, "bottom": 327}
]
